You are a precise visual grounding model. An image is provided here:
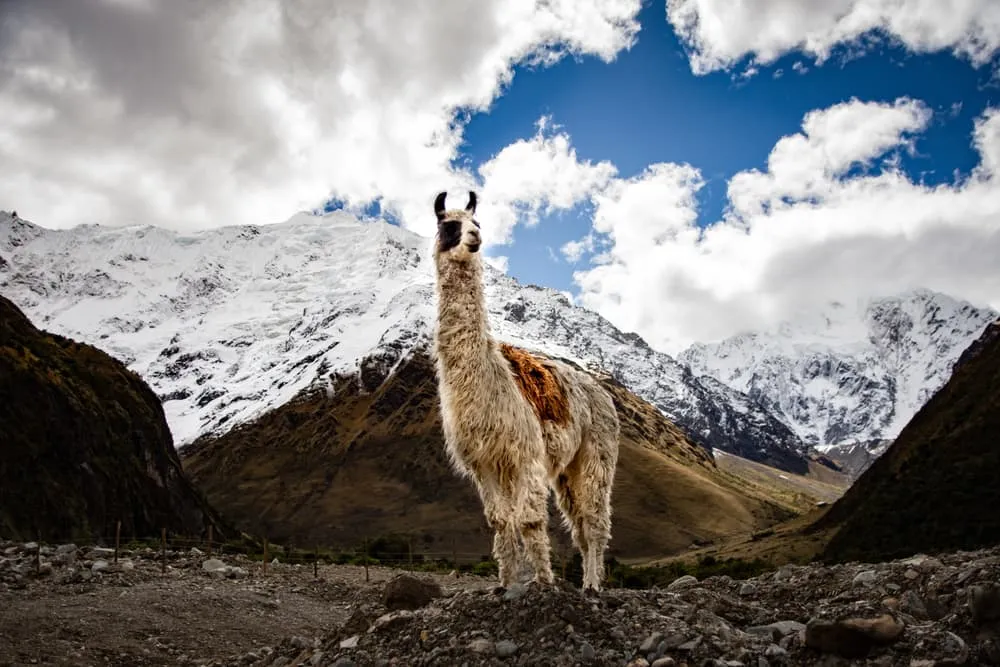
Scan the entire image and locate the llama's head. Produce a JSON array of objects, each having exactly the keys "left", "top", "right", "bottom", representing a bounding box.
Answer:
[{"left": 434, "top": 191, "right": 481, "bottom": 261}]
